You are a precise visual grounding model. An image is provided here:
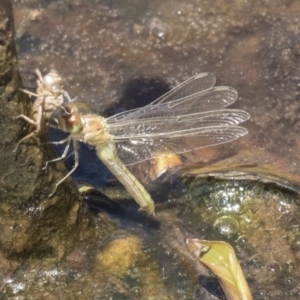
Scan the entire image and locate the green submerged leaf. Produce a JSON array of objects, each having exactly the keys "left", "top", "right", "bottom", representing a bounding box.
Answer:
[{"left": 186, "top": 239, "right": 252, "bottom": 300}]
